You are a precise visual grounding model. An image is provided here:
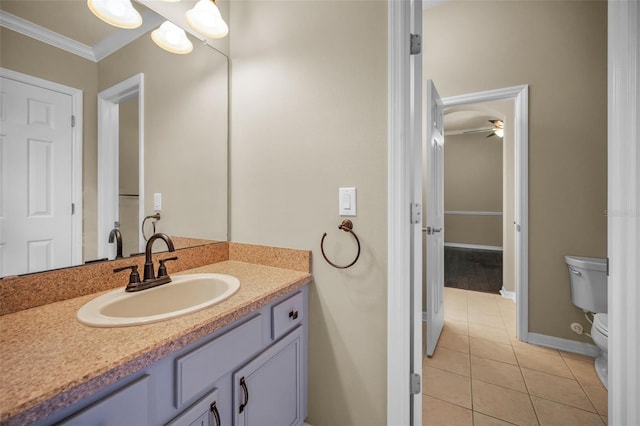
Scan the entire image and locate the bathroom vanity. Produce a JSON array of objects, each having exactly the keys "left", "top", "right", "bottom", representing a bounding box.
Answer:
[
  {"left": 47, "top": 288, "right": 306, "bottom": 426},
  {"left": 0, "top": 245, "right": 311, "bottom": 426}
]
